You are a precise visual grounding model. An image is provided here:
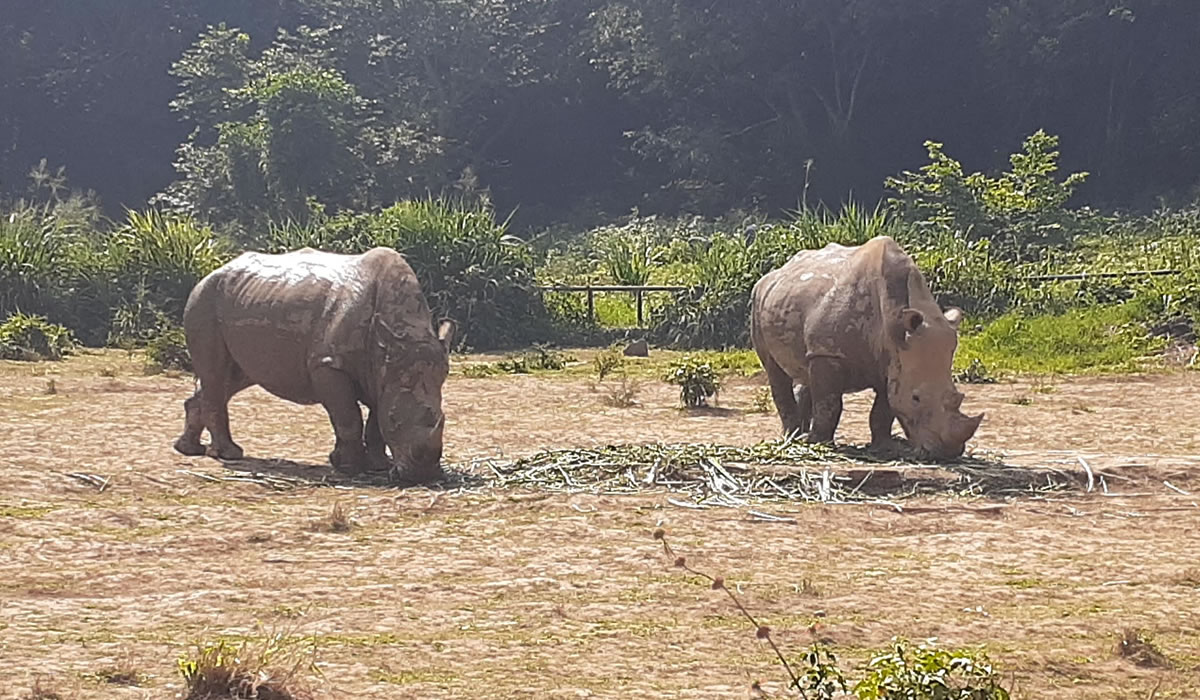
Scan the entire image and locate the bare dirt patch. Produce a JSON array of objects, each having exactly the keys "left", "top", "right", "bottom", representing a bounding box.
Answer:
[{"left": 1, "top": 351, "right": 1198, "bottom": 698}]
